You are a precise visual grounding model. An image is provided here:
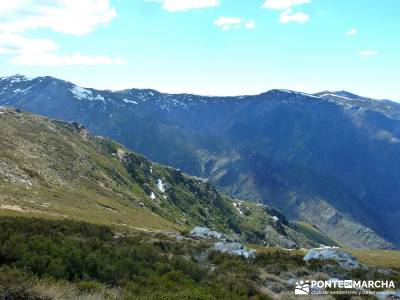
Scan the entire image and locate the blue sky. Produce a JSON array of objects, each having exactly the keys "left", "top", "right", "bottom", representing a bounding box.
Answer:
[{"left": 0, "top": 0, "right": 399, "bottom": 100}]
